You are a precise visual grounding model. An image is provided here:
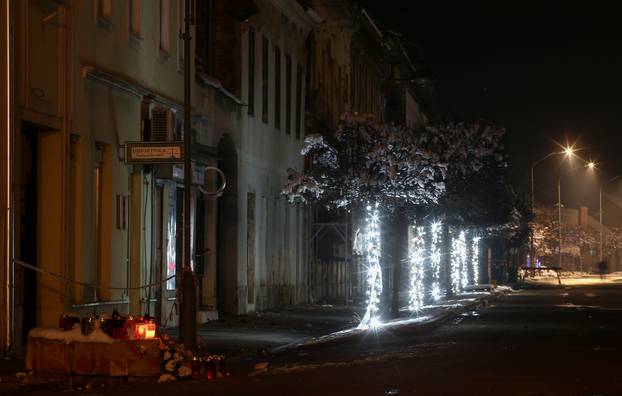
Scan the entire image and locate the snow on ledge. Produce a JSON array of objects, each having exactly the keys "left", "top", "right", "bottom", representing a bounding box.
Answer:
[{"left": 29, "top": 327, "right": 117, "bottom": 344}]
